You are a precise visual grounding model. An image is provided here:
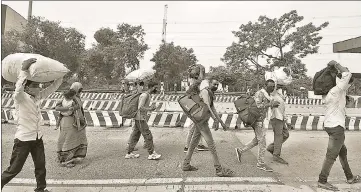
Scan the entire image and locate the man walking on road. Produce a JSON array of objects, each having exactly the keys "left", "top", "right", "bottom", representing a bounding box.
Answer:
[
  {"left": 184, "top": 64, "right": 209, "bottom": 153},
  {"left": 235, "top": 79, "right": 279, "bottom": 172},
  {"left": 125, "top": 81, "right": 161, "bottom": 160},
  {"left": 267, "top": 85, "right": 289, "bottom": 165},
  {"left": 1, "top": 58, "right": 63, "bottom": 192},
  {"left": 317, "top": 61, "right": 360, "bottom": 191},
  {"left": 183, "top": 78, "right": 233, "bottom": 177}
]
